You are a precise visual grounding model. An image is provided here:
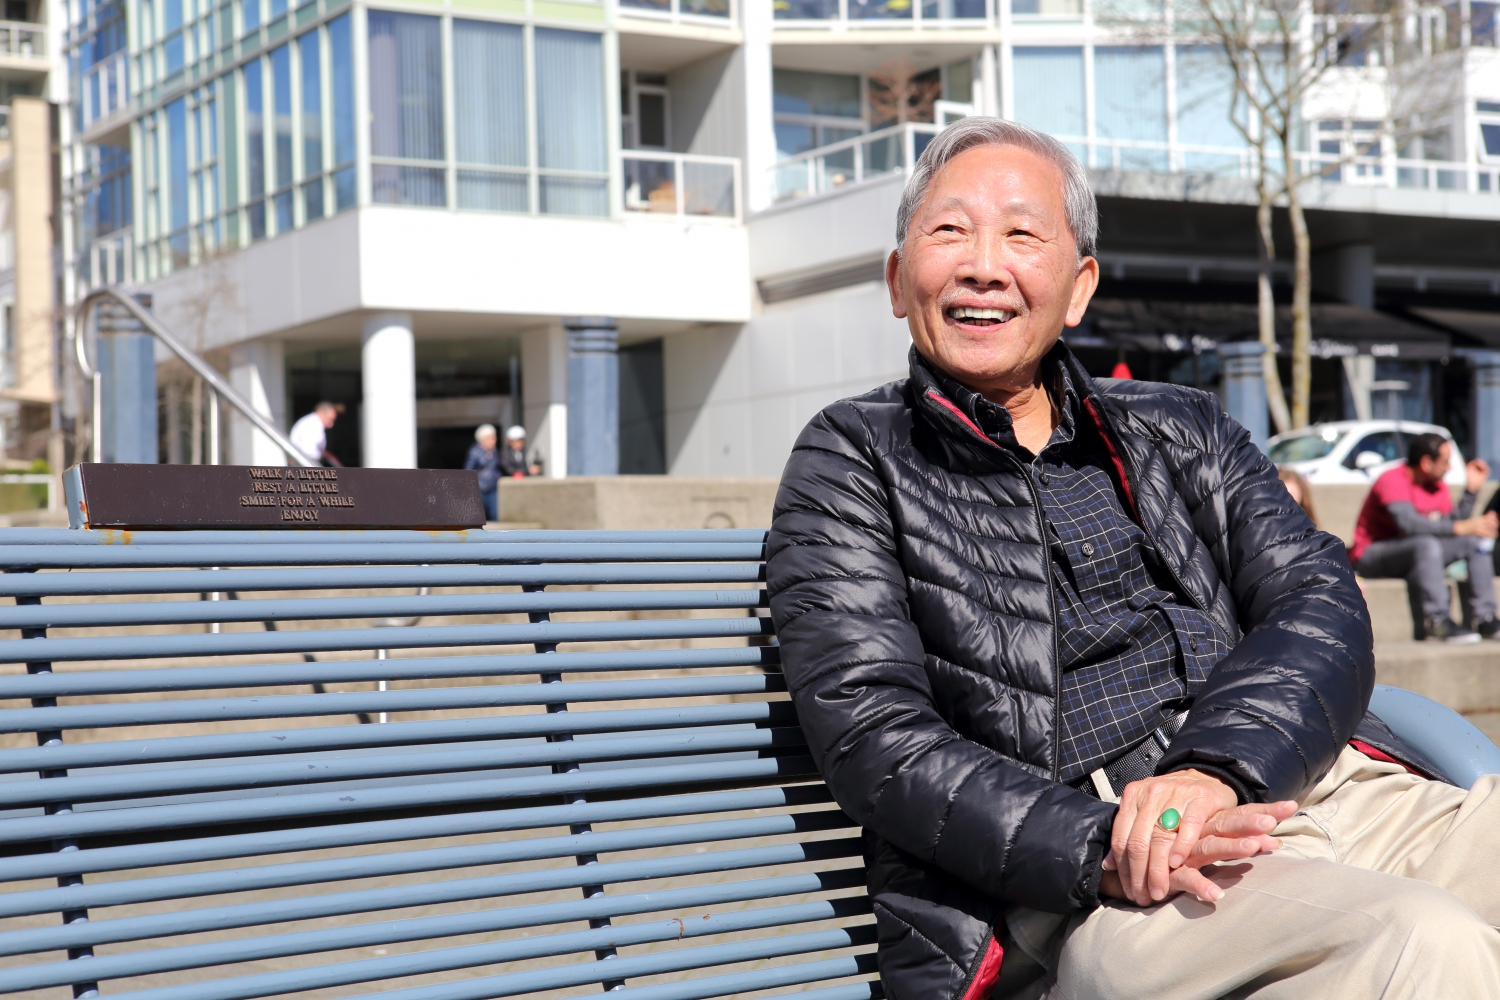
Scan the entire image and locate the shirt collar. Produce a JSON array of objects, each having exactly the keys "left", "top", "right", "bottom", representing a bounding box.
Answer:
[{"left": 915, "top": 341, "right": 1079, "bottom": 454}]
